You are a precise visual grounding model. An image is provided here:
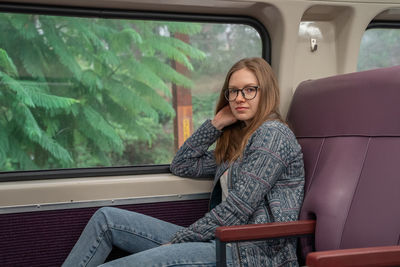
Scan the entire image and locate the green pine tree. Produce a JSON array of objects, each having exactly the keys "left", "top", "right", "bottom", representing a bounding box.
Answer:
[{"left": 0, "top": 13, "right": 205, "bottom": 171}]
